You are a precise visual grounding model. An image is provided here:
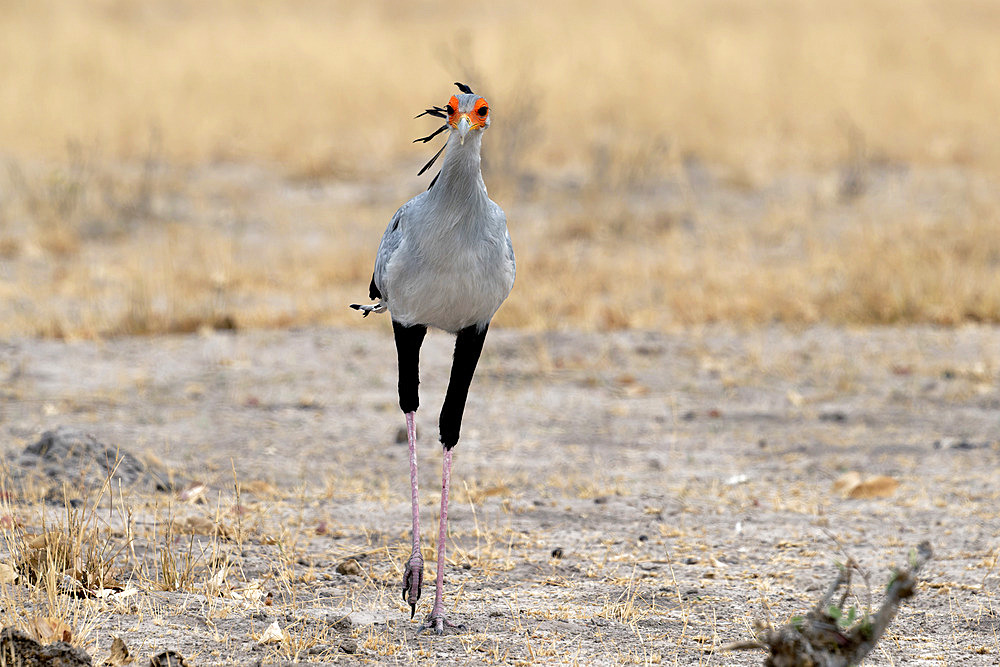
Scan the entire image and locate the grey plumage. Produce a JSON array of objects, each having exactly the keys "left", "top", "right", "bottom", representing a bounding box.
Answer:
[{"left": 361, "top": 93, "right": 515, "bottom": 334}]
